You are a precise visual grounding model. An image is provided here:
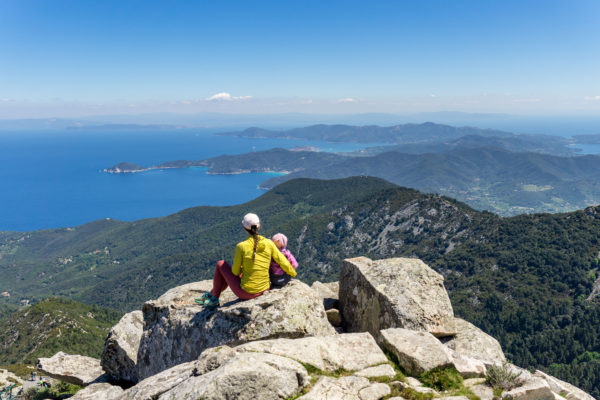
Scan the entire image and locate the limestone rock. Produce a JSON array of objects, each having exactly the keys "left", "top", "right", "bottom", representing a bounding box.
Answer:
[
  {"left": 450, "top": 351, "right": 487, "bottom": 378},
  {"left": 469, "top": 383, "right": 494, "bottom": 400},
  {"left": 236, "top": 332, "right": 388, "bottom": 372},
  {"left": 326, "top": 308, "right": 343, "bottom": 326},
  {"left": 354, "top": 364, "right": 396, "bottom": 378},
  {"left": 0, "top": 368, "right": 23, "bottom": 387},
  {"left": 311, "top": 281, "right": 339, "bottom": 310},
  {"left": 158, "top": 352, "right": 309, "bottom": 400},
  {"left": 137, "top": 279, "right": 335, "bottom": 379},
  {"left": 101, "top": 310, "right": 143, "bottom": 384},
  {"left": 297, "top": 376, "right": 372, "bottom": 400},
  {"left": 194, "top": 345, "right": 238, "bottom": 375},
  {"left": 443, "top": 318, "right": 506, "bottom": 364},
  {"left": 502, "top": 377, "right": 554, "bottom": 400},
  {"left": 69, "top": 383, "right": 123, "bottom": 400},
  {"left": 359, "top": 382, "right": 392, "bottom": 400},
  {"left": 340, "top": 257, "right": 455, "bottom": 338},
  {"left": 36, "top": 352, "right": 105, "bottom": 386},
  {"left": 533, "top": 370, "right": 595, "bottom": 400},
  {"left": 120, "top": 361, "right": 197, "bottom": 400},
  {"left": 379, "top": 328, "right": 453, "bottom": 376}
]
